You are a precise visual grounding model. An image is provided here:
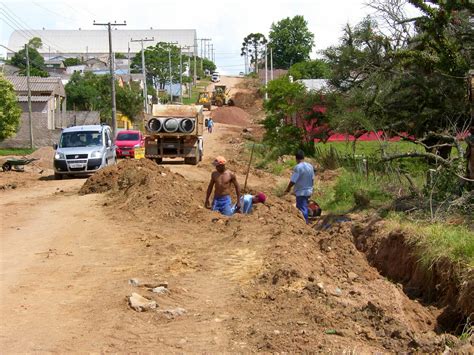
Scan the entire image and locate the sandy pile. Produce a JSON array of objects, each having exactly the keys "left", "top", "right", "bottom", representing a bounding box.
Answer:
[
  {"left": 212, "top": 107, "right": 251, "bottom": 127},
  {"left": 28, "top": 147, "right": 55, "bottom": 170}
]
